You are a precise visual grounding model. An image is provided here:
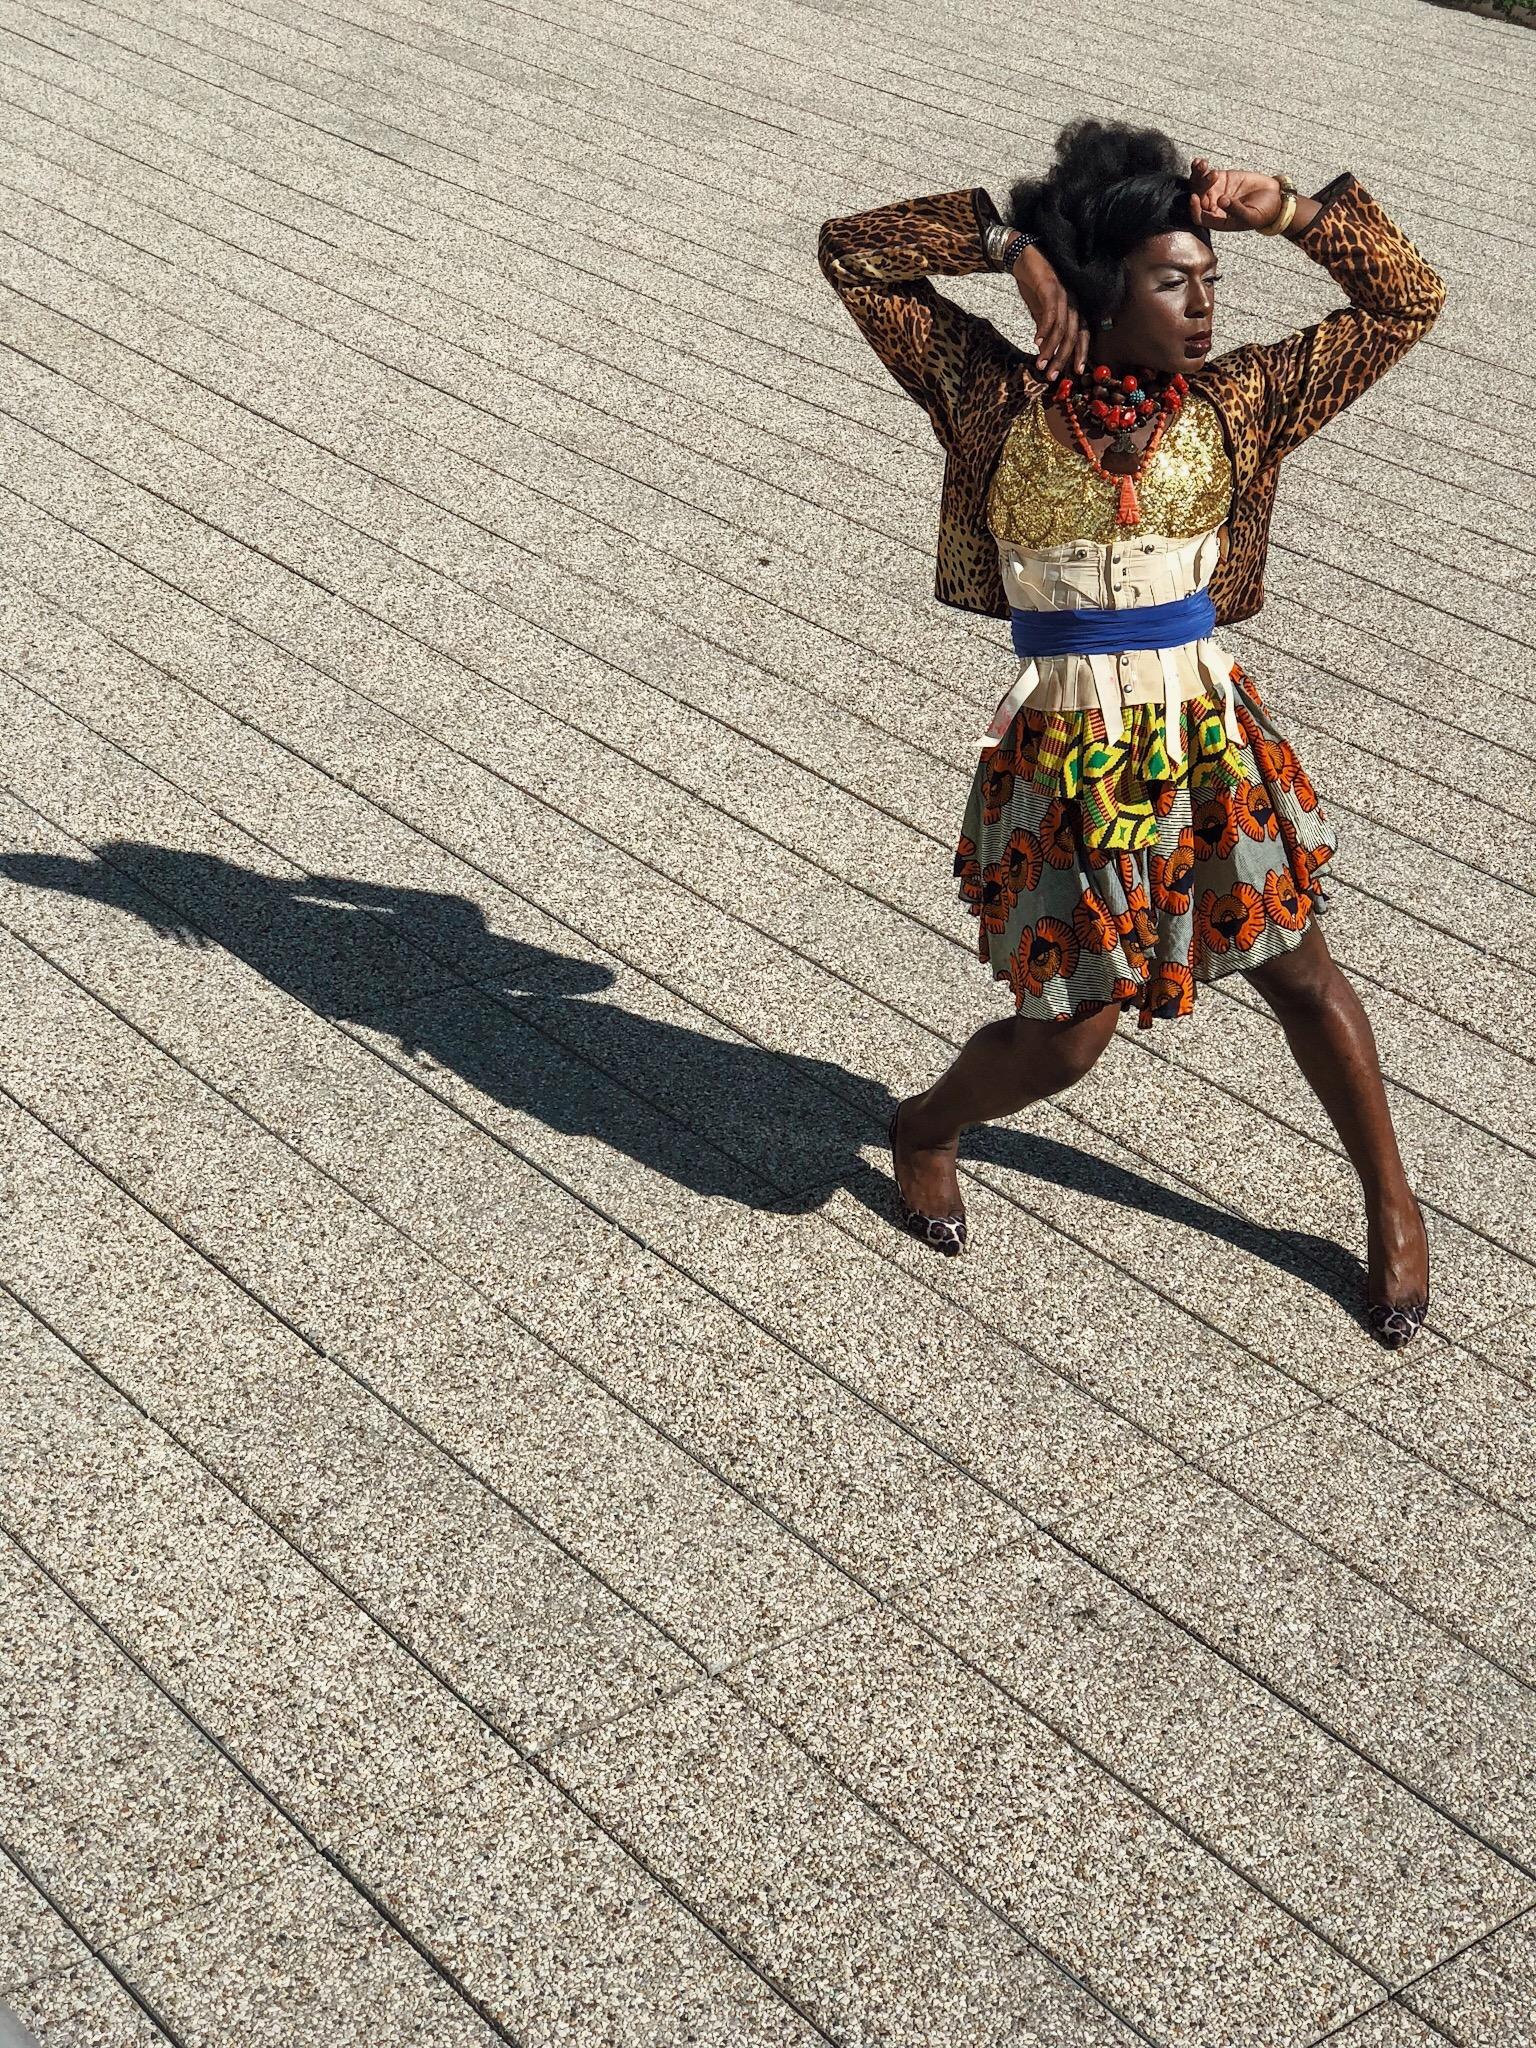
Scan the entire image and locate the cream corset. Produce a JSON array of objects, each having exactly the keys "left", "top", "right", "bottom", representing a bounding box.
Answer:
[{"left": 983, "top": 527, "right": 1244, "bottom": 760}]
